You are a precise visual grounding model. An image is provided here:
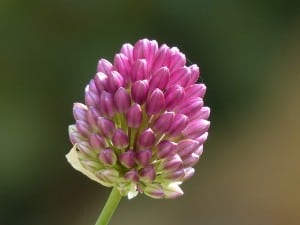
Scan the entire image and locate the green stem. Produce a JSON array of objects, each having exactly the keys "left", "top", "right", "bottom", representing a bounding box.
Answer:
[{"left": 95, "top": 187, "right": 122, "bottom": 225}]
